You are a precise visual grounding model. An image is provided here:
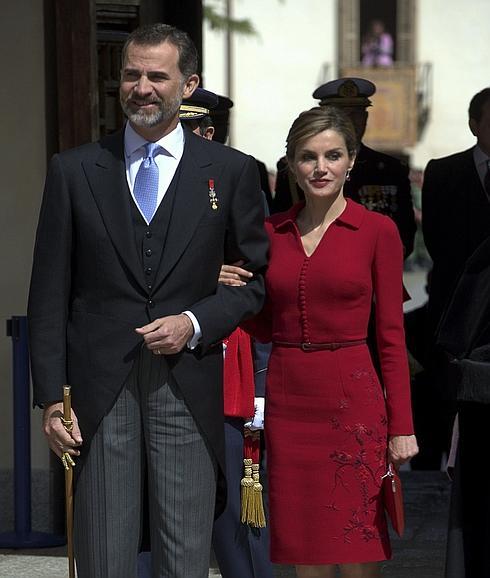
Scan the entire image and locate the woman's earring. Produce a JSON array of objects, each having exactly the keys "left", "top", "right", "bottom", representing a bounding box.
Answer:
[{"left": 345, "top": 168, "right": 351, "bottom": 181}]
